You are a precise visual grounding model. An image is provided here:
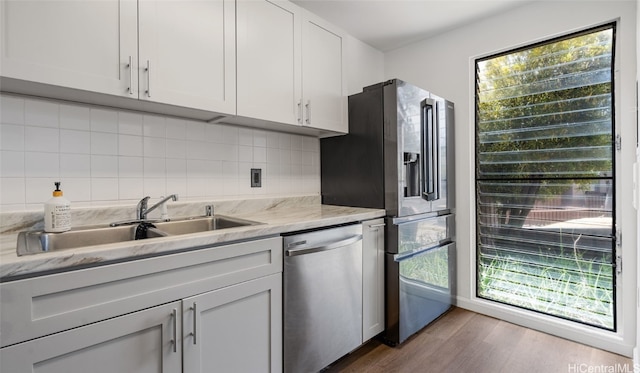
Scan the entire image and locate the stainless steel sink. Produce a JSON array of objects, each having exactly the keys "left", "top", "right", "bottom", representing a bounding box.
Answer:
[
  {"left": 154, "top": 215, "right": 261, "bottom": 235},
  {"left": 17, "top": 225, "right": 139, "bottom": 256},
  {"left": 16, "top": 215, "right": 262, "bottom": 256}
]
